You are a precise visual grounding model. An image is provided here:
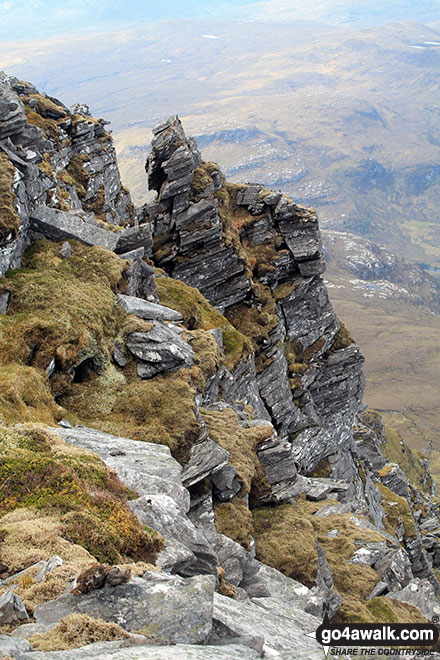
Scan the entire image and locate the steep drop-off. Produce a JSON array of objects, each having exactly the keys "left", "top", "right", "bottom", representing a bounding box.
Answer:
[{"left": 1, "top": 73, "right": 440, "bottom": 658}]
